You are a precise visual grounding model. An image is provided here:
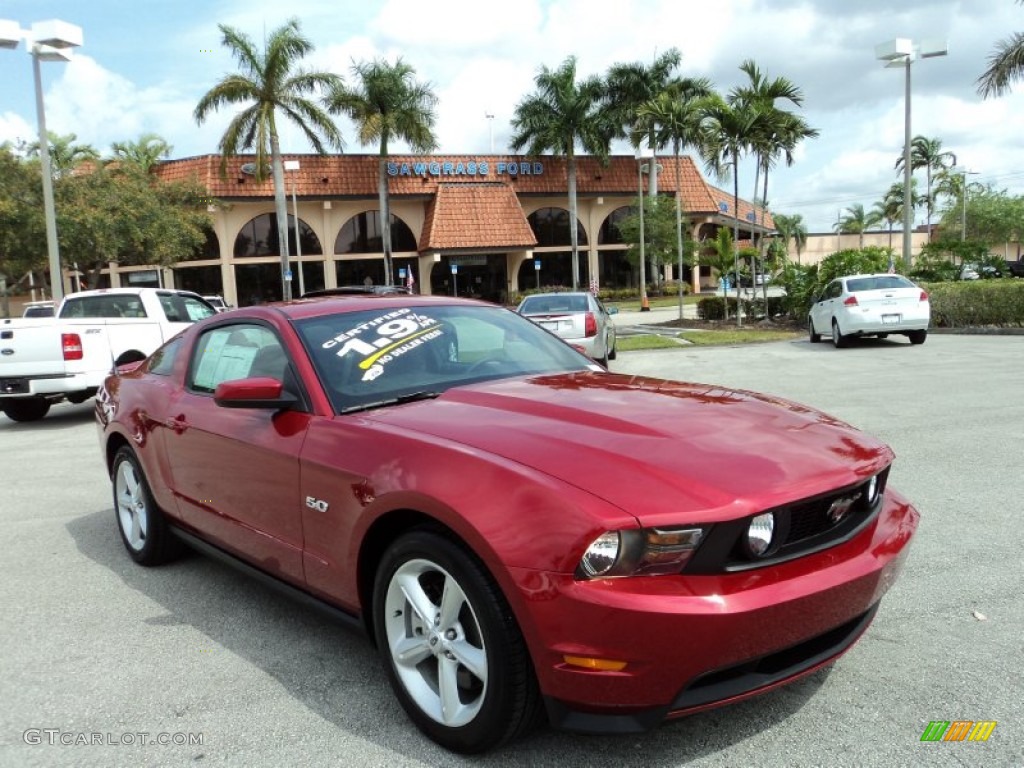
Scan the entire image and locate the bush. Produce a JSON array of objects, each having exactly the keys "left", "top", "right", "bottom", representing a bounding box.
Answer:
[
  {"left": 697, "top": 296, "right": 740, "bottom": 320},
  {"left": 924, "top": 280, "right": 1024, "bottom": 327}
]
